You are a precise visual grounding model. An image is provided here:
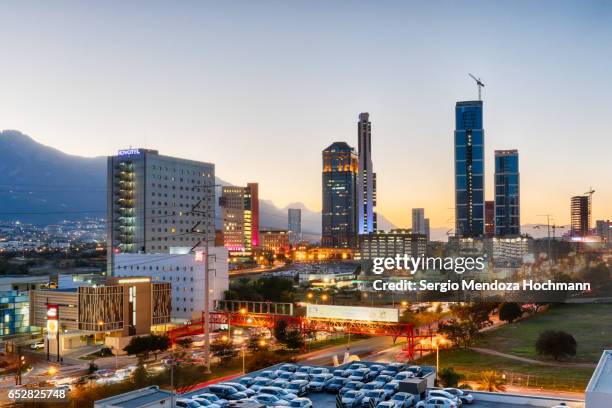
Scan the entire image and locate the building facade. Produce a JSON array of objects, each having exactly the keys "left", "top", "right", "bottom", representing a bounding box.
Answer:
[
  {"left": 113, "top": 247, "right": 229, "bottom": 322},
  {"left": 596, "top": 220, "right": 612, "bottom": 247},
  {"left": 412, "top": 208, "right": 426, "bottom": 235},
  {"left": 357, "top": 113, "right": 377, "bottom": 234},
  {"left": 485, "top": 200, "right": 495, "bottom": 236},
  {"left": 484, "top": 236, "right": 533, "bottom": 267},
  {"left": 322, "top": 142, "right": 359, "bottom": 248},
  {"left": 359, "top": 229, "right": 427, "bottom": 261},
  {"left": 494, "top": 150, "right": 520, "bottom": 236},
  {"left": 571, "top": 195, "right": 591, "bottom": 237},
  {"left": 455, "top": 101, "right": 485, "bottom": 237},
  {"left": 260, "top": 230, "right": 291, "bottom": 254},
  {"left": 107, "top": 149, "right": 215, "bottom": 271},
  {"left": 0, "top": 291, "right": 30, "bottom": 337},
  {"left": 287, "top": 208, "right": 302, "bottom": 244},
  {"left": 219, "top": 183, "right": 259, "bottom": 254}
]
